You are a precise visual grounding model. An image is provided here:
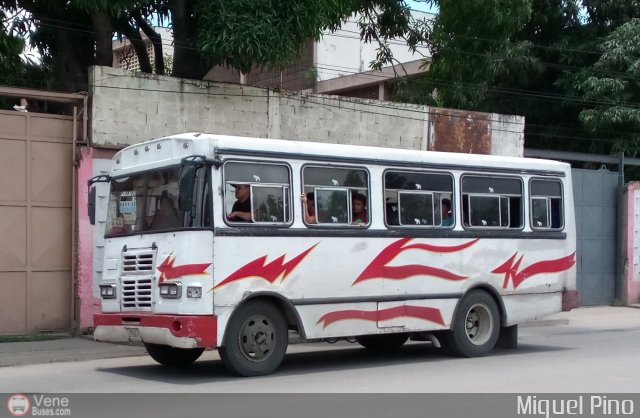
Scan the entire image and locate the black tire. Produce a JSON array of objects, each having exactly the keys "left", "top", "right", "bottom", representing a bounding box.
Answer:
[
  {"left": 356, "top": 333, "right": 409, "bottom": 350},
  {"left": 445, "top": 290, "right": 500, "bottom": 357},
  {"left": 144, "top": 343, "right": 204, "bottom": 367},
  {"left": 219, "top": 300, "right": 288, "bottom": 377}
]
